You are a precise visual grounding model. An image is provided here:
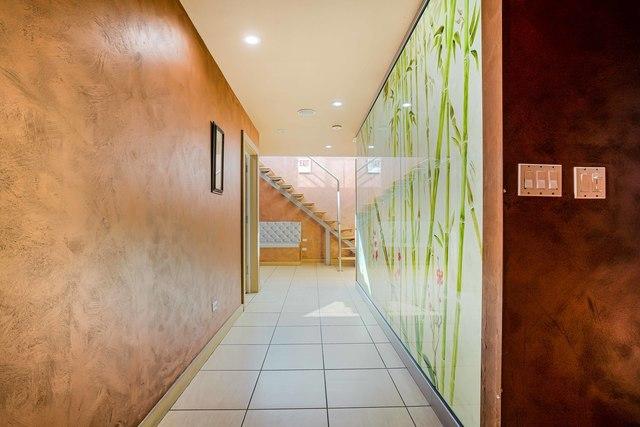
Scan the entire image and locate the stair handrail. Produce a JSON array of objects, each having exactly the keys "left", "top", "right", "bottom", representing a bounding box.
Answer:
[{"left": 307, "top": 157, "right": 342, "bottom": 272}]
